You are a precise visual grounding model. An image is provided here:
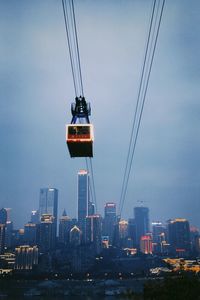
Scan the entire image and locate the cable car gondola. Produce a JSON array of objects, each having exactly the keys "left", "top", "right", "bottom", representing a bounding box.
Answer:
[
  {"left": 66, "top": 96, "right": 94, "bottom": 158},
  {"left": 66, "top": 124, "right": 94, "bottom": 157}
]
